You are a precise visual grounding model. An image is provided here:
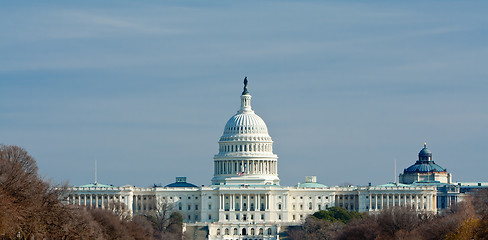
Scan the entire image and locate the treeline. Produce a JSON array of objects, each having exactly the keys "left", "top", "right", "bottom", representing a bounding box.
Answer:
[
  {"left": 0, "top": 144, "right": 182, "bottom": 240},
  {"left": 289, "top": 192, "right": 488, "bottom": 240}
]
